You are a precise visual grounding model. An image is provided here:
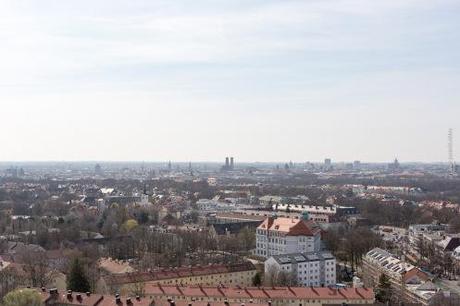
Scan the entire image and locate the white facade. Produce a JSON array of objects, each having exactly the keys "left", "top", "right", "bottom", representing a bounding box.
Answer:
[
  {"left": 256, "top": 230, "right": 320, "bottom": 257},
  {"left": 139, "top": 194, "right": 150, "bottom": 206},
  {"left": 196, "top": 199, "right": 235, "bottom": 212},
  {"left": 265, "top": 251, "right": 336, "bottom": 287},
  {"left": 255, "top": 217, "right": 321, "bottom": 258}
]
